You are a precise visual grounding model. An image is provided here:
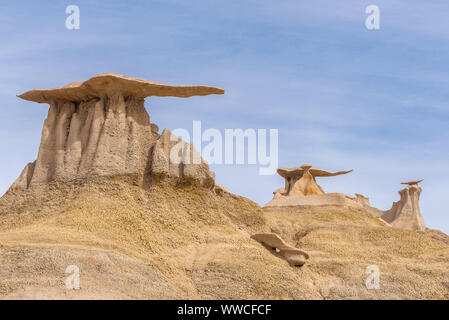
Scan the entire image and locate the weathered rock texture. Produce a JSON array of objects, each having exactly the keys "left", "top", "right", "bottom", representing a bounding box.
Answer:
[
  {"left": 267, "top": 192, "right": 369, "bottom": 208},
  {"left": 17, "top": 73, "right": 224, "bottom": 103},
  {"left": 11, "top": 73, "right": 223, "bottom": 190},
  {"left": 2, "top": 176, "right": 448, "bottom": 299},
  {"left": 353, "top": 193, "right": 386, "bottom": 218},
  {"left": 1, "top": 83, "right": 448, "bottom": 299},
  {"left": 213, "top": 184, "right": 230, "bottom": 196},
  {"left": 266, "top": 164, "right": 354, "bottom": 208},
  {"left": 251, "top": 233, "right": 309, "bottom": 266},
  {"left": 150, "top": 128, "right": 215, "bottom": 188},
  {"left": 267, "top": 164, "right": 427, "bottom": 232},
  {"left": 277, "top": 164, "right": 353, "bottom": 197},
  {"left": 381, "top": 180, "right": 426, "bottom": 231}
]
